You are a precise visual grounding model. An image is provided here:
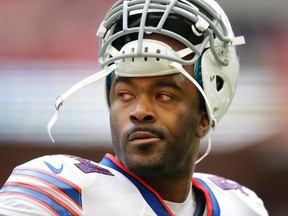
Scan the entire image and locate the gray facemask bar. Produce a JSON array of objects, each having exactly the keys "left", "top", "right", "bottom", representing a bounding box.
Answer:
[{"left": 98, "top": 0, "right": 233, "bottom": 69}]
